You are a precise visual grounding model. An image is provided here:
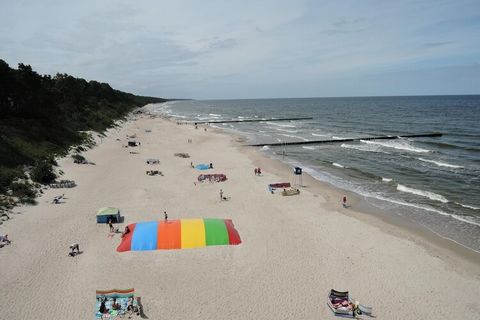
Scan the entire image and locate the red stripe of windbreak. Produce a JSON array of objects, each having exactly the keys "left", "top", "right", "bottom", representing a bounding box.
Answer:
[
  {"left": 116, "top": 223, "right": 136, "bottom": 252},
  {"left": 224, "top": 219, "right": 241, "bottom": 245}
]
